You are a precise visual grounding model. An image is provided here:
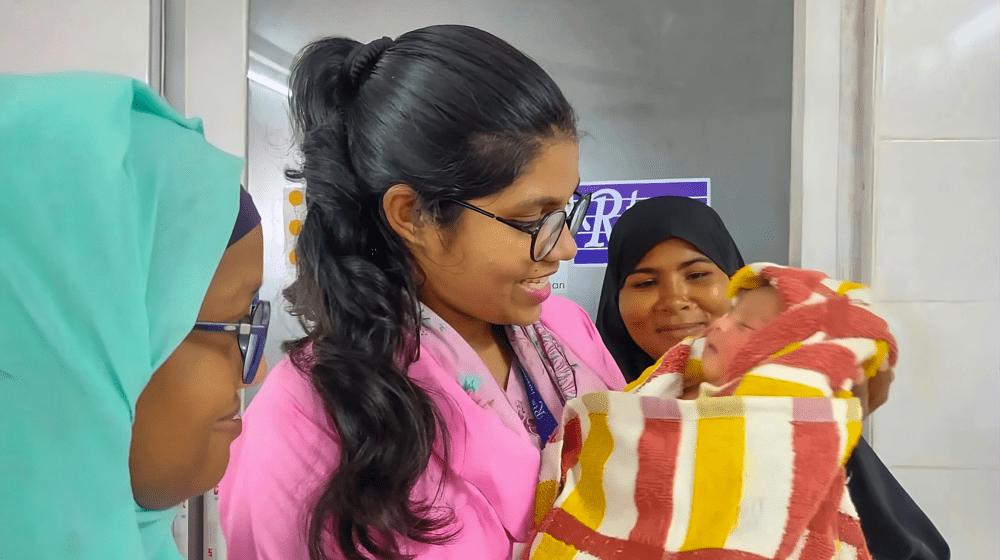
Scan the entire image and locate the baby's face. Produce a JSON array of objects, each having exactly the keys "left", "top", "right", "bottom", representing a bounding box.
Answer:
[{"left": 700, "top": 286, "right": 784, "bottom": 384}]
